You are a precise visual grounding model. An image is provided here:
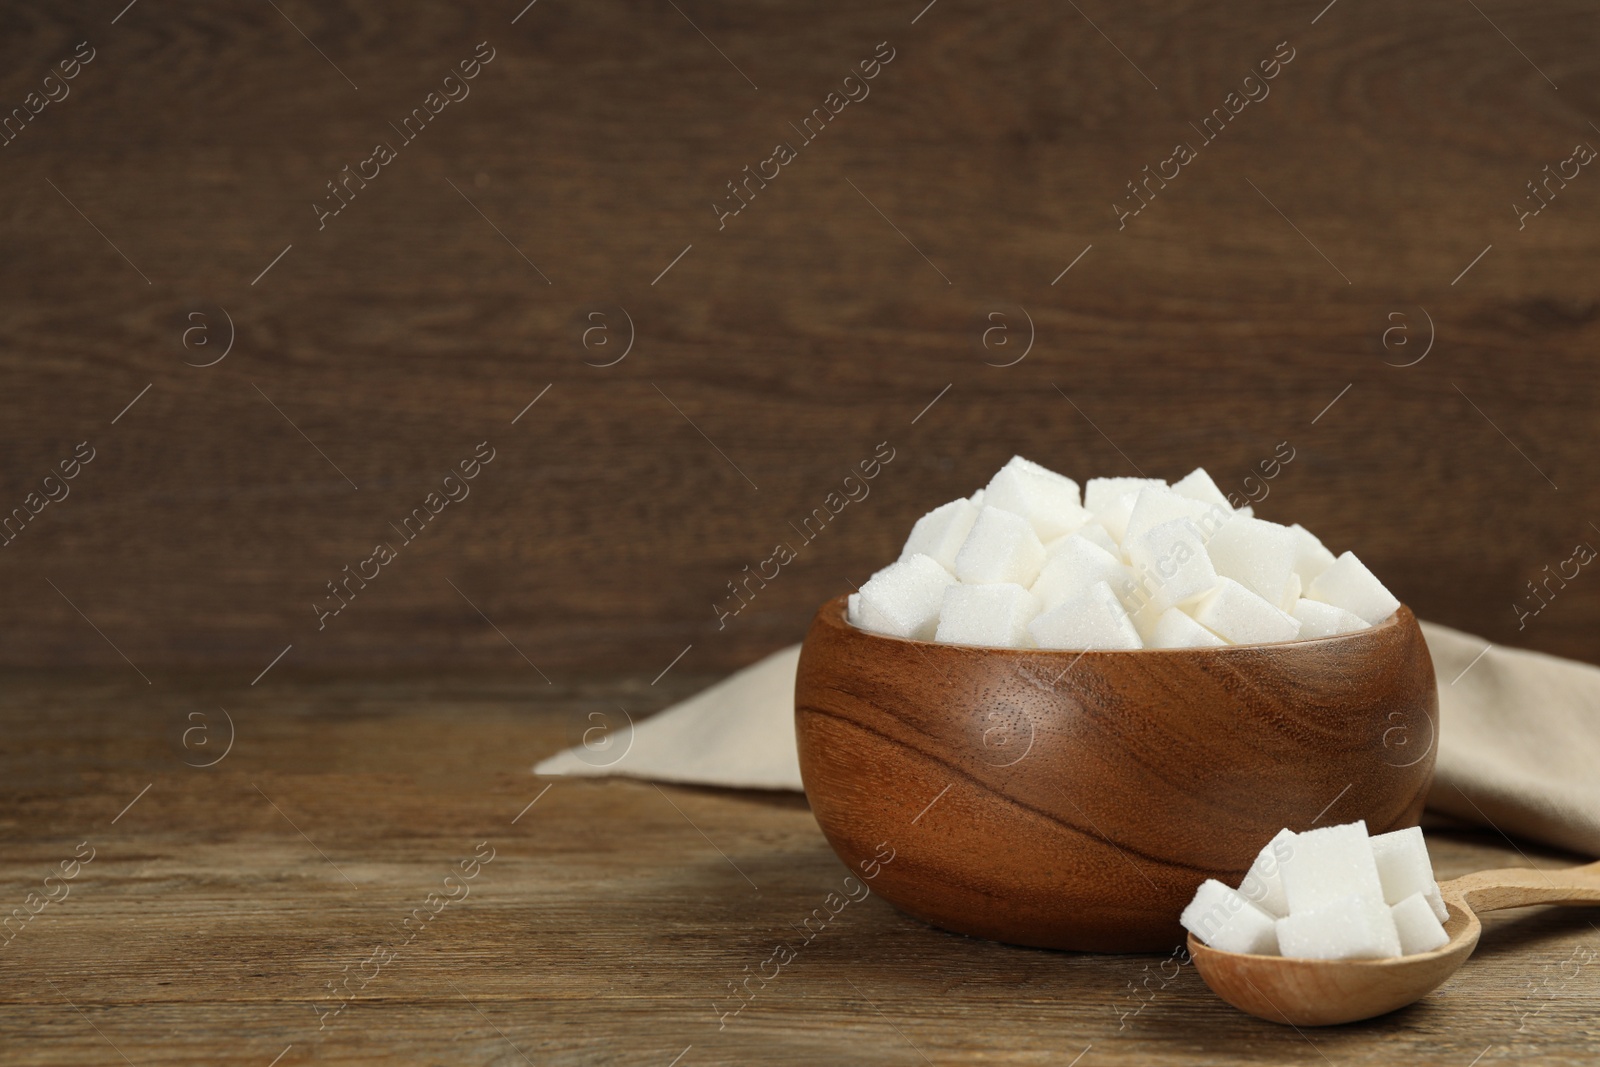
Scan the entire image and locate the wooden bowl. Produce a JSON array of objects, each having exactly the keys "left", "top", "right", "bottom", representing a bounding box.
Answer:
[{"left": 794, "top": 595, "right": 1438, "bottom": 952}]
